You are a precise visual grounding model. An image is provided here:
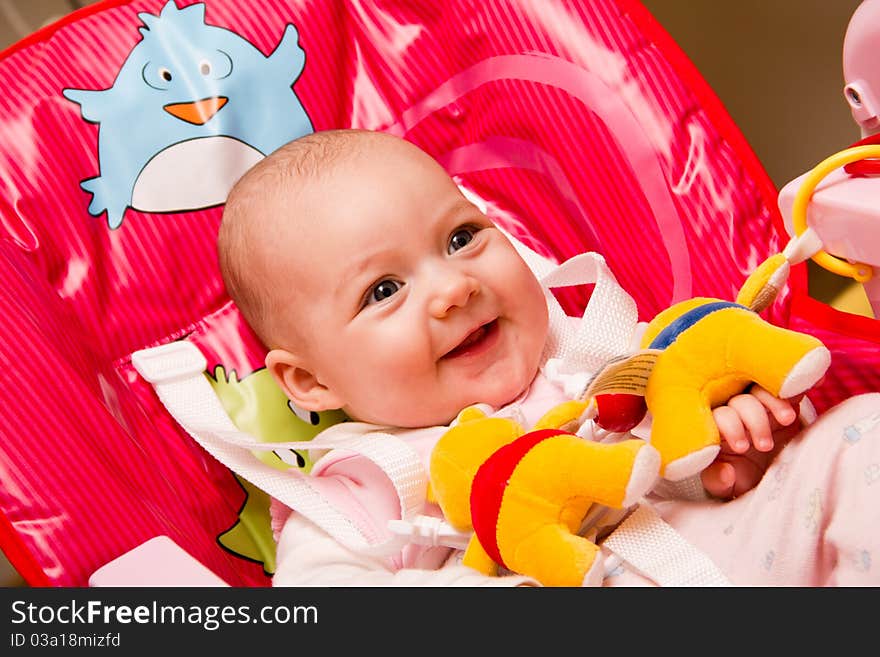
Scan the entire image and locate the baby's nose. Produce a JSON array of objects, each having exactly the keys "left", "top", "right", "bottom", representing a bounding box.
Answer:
[{"left": 428, "top": 273, "right": 480, "bottom": 318}]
